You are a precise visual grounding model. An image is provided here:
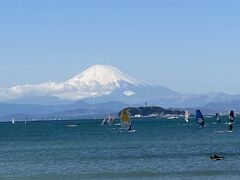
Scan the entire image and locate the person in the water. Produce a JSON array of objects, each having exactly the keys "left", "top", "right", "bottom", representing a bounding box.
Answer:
[{"left": 210, "top": 154, "right": 223, "bottom": 160}]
